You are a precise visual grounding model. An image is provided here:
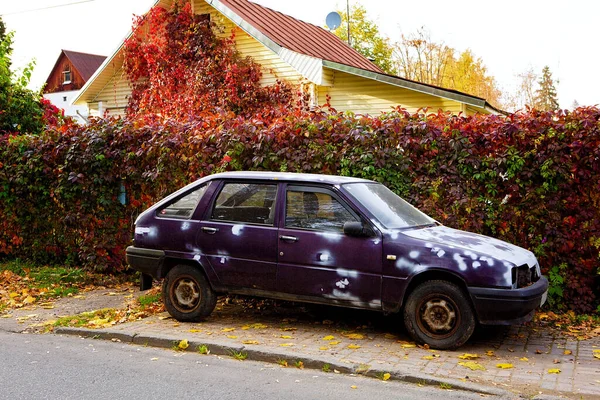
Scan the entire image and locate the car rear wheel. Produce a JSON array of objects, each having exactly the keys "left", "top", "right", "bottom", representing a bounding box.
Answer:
[
  {"left": 163, "top": 264, "right": 217, "bottom": 322},
  {"left": 403, "top": 280, "right": 475, "bottom": 350}
]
